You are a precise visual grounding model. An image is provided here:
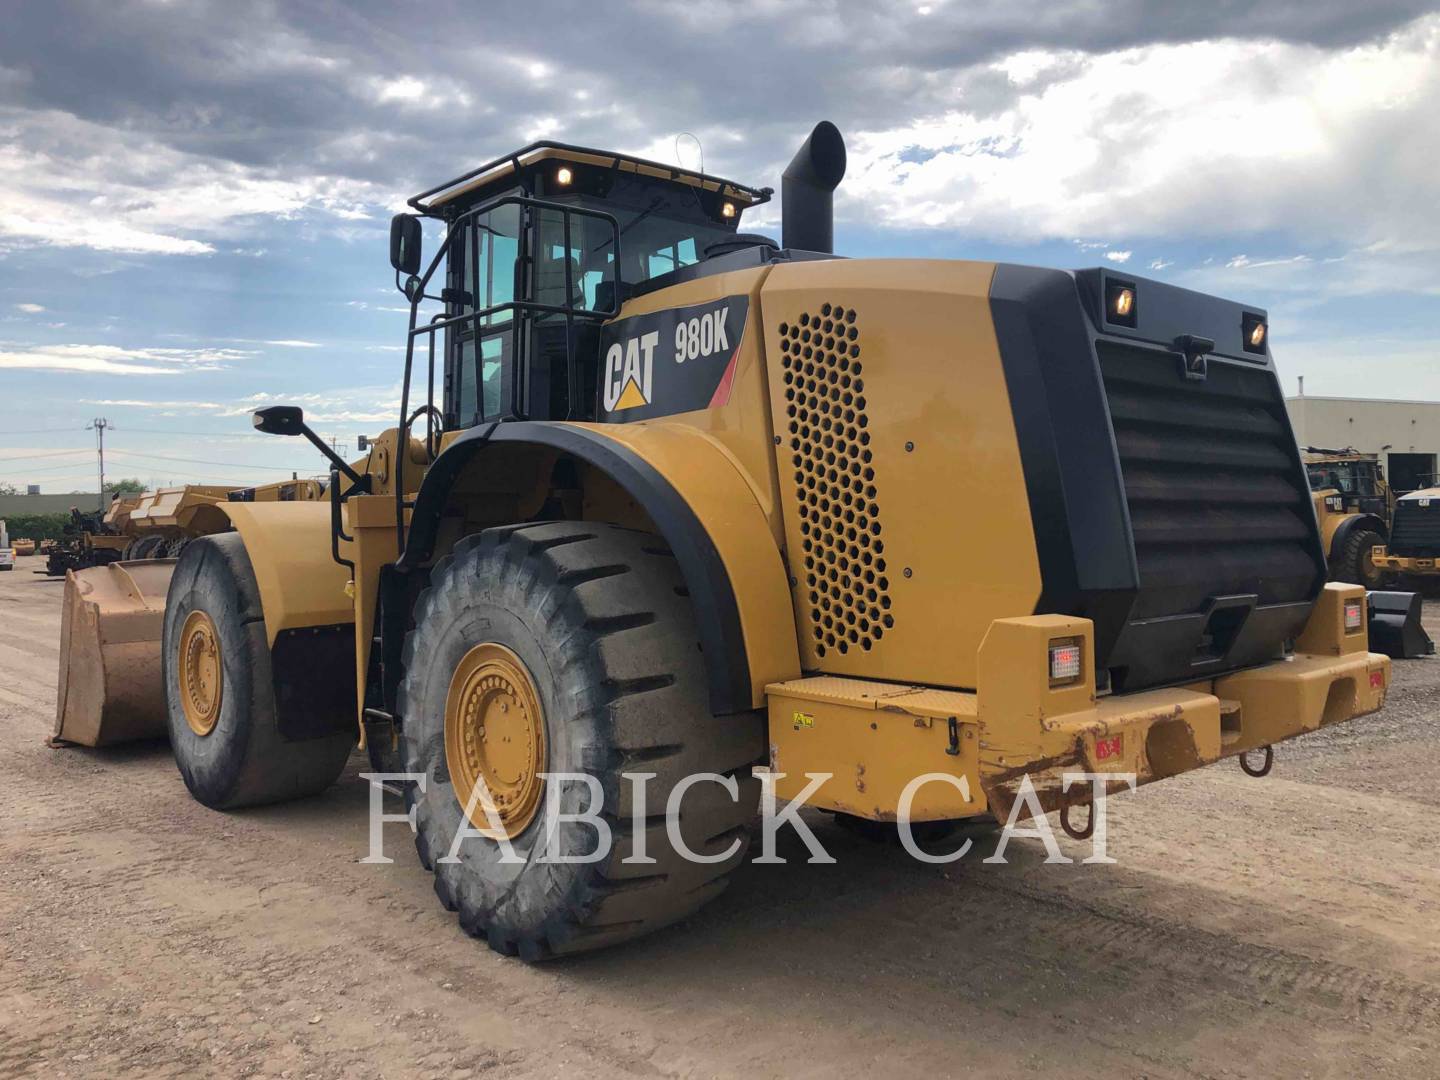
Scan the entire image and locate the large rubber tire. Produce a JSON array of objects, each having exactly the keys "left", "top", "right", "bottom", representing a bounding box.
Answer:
[
  {"left": 129, "top": 534, "right": 168, "bottom": 561},
  {"left": 401, "top": 522, "right": 764, "bottom": 961},
  {"left": 162, "top": 534, "right": 354, "bottom": 809},
  {"left": 1335, "top": 528, "right": 1386, "bottom": 589}
]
